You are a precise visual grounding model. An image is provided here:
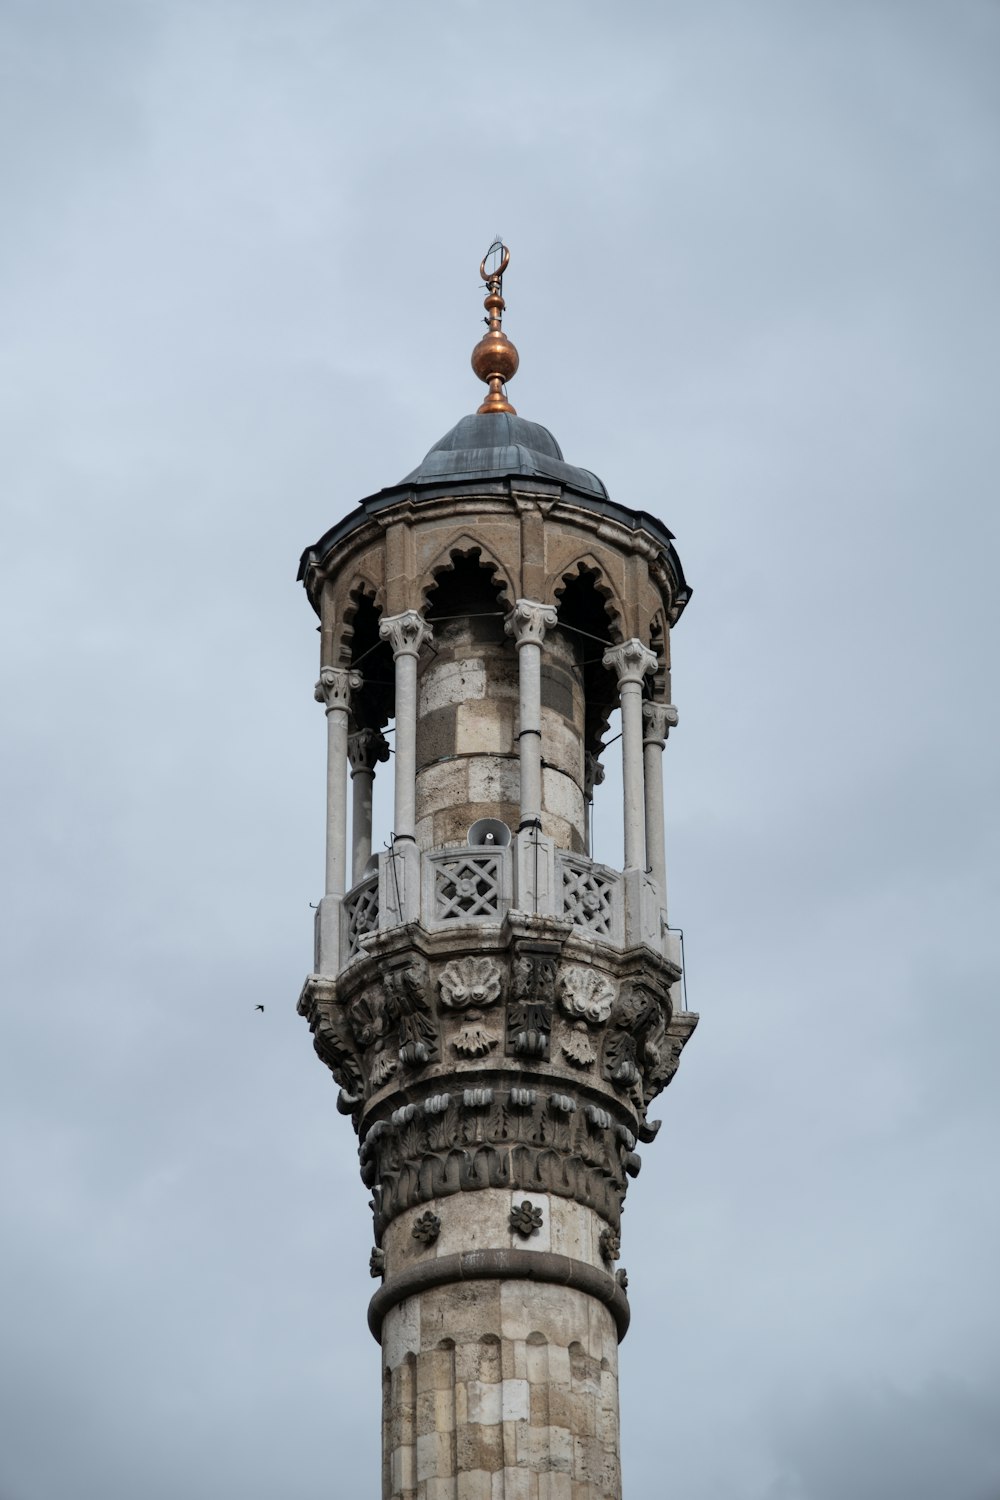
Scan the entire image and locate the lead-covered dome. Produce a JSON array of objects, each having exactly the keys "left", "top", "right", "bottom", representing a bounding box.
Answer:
[{"left": 401, "top": 412, "right": 609, "bottom": 500}]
